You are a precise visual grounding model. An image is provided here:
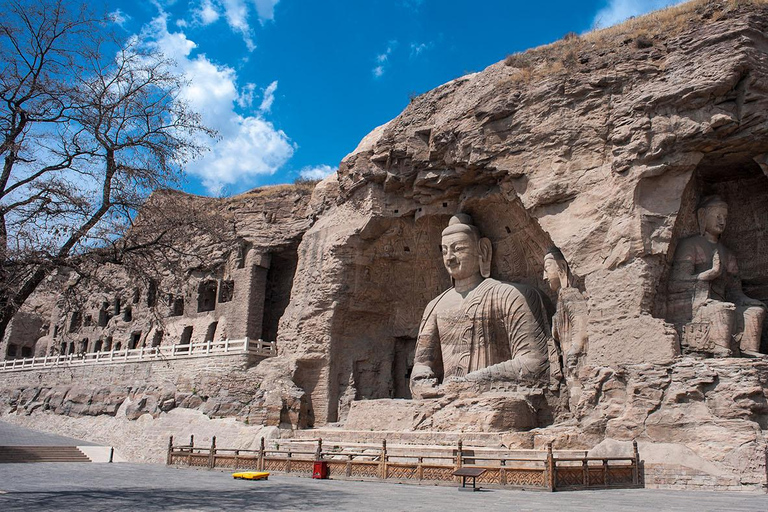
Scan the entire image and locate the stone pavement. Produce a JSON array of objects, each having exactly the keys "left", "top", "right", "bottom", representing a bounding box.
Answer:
[
  {"left": 0, "top": 462, "right": 766, "bottom": 512},
  {"left": 0, "top": 420, "right": 97, "bottom": 446}
]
